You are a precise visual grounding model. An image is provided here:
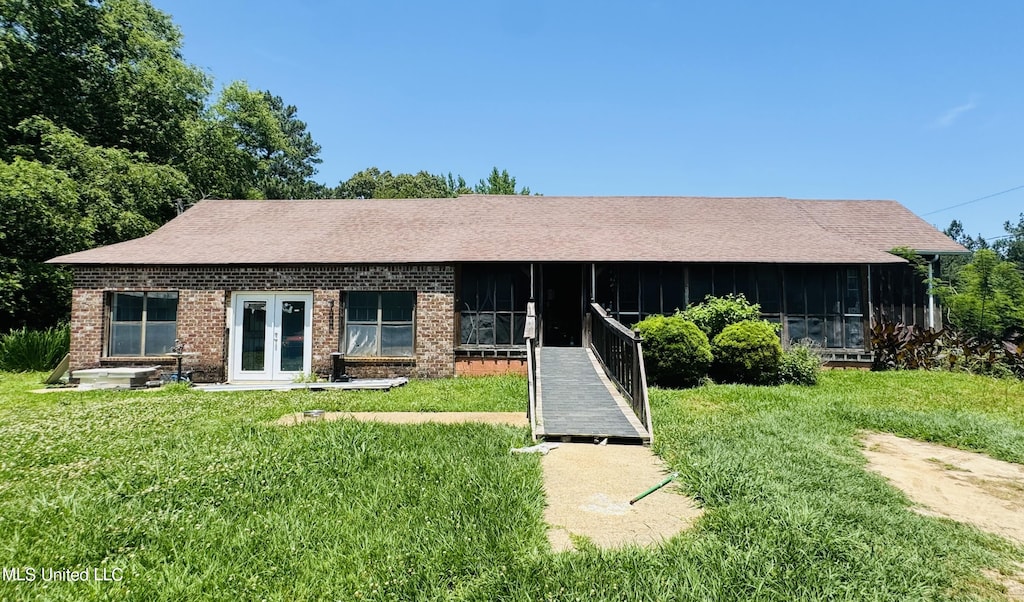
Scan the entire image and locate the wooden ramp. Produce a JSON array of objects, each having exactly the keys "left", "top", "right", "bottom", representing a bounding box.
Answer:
[{"left": 535, "top": 346, "right": 650, "bottom": 444}]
